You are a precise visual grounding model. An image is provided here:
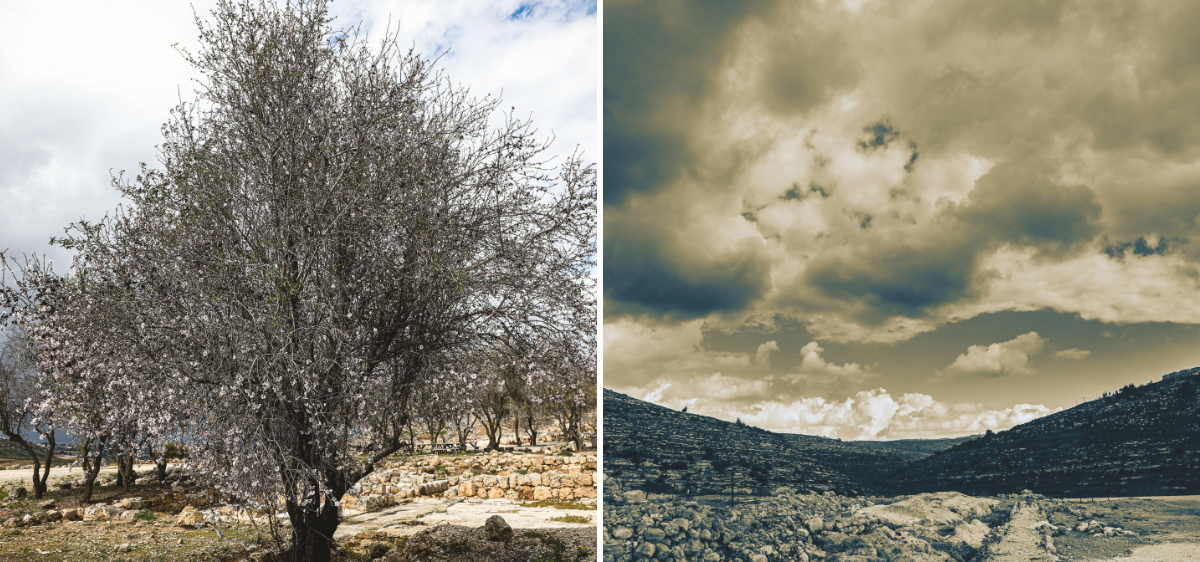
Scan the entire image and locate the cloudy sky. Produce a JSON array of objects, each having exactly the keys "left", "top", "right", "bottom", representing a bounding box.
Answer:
[
  {"left": 0, "top": 0, "right": 596, "bottom": 268},
  {"left": 603, "top": 0, "right": 1200, "bottom": 440}
]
